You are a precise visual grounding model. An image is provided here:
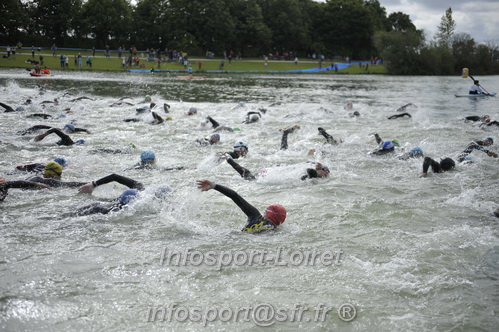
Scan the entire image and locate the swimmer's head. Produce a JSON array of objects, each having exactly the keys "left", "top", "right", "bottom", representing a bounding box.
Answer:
[
  {"left": 391, "top": 139, "right": 400, "bottom": 147},
  {"left": 382, "top": 141, "right": 395, "bottom": 151},
  {"left": 53, "top": 157, "right": 67, "bottom": 167},
  {"left": 119, "top": 189, "right": 139, "bottom": 205},
  {"left": 75, "top": 139, "right": 85, "bottom": 145},
  {"left": 440, "top": 157, "right": 455, "bottom": 171},
  {"left": 44, "top": 161, "right": 63, "bottom": 178},
  {"left": 409, "top": 147, "right": 423, "bottom": 157},
  {"left": 345, "top": 102, "right": 353, "bottom": 109},
  {"left": 239, "top": 102, "right": 246, "bottom": 107},
  {"left": 249, "top": 114, "right": 259, "bottom": 122},
  {"left": 144, "top": 95, "right": 152, "bottom": 102},
  {"left": 209, "top": 133, "right": 220, "bottom": 145},
  {"left": 265, "top": 204, "right": 287, "bottom": 226},
  {"left": 233, "top": 141, "right": 248, "bottom": 156},
  {"left": 140, "top": 150, "right": 156, "bottom": 163},
  {"left": 483, "top": 137, "right": 494, "bottom": 145},
  {"left": 15, "top": 106, "right": 25, "bottom": 112},
  {"left": 186, "top": 107, "right": 197, "bottom": 115},
  {"left": 63, "top": 123, "right": 75, "bottom": 132},
  {"left": 318, "top": 165, "right": 330, "bottom": 177}
]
